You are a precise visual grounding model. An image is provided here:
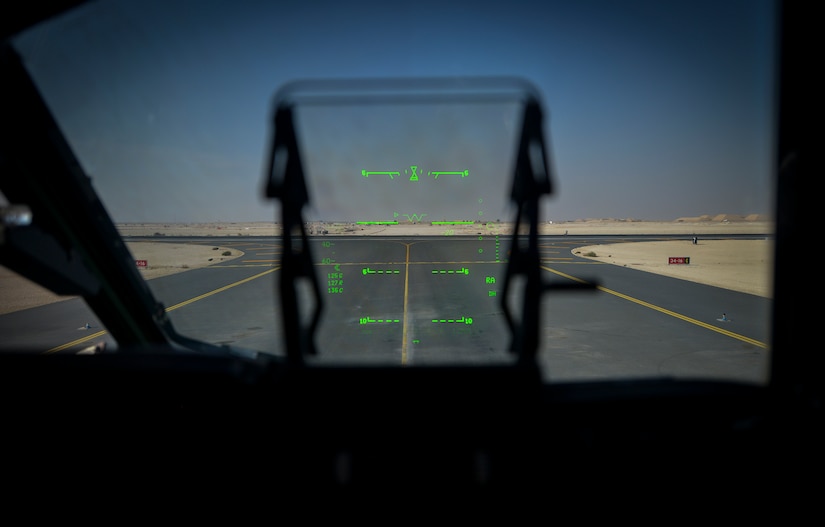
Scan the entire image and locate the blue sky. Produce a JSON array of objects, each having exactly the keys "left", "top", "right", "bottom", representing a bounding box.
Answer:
[{"left": 12, "top": 0, "right": 778, "bottom": 222}]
